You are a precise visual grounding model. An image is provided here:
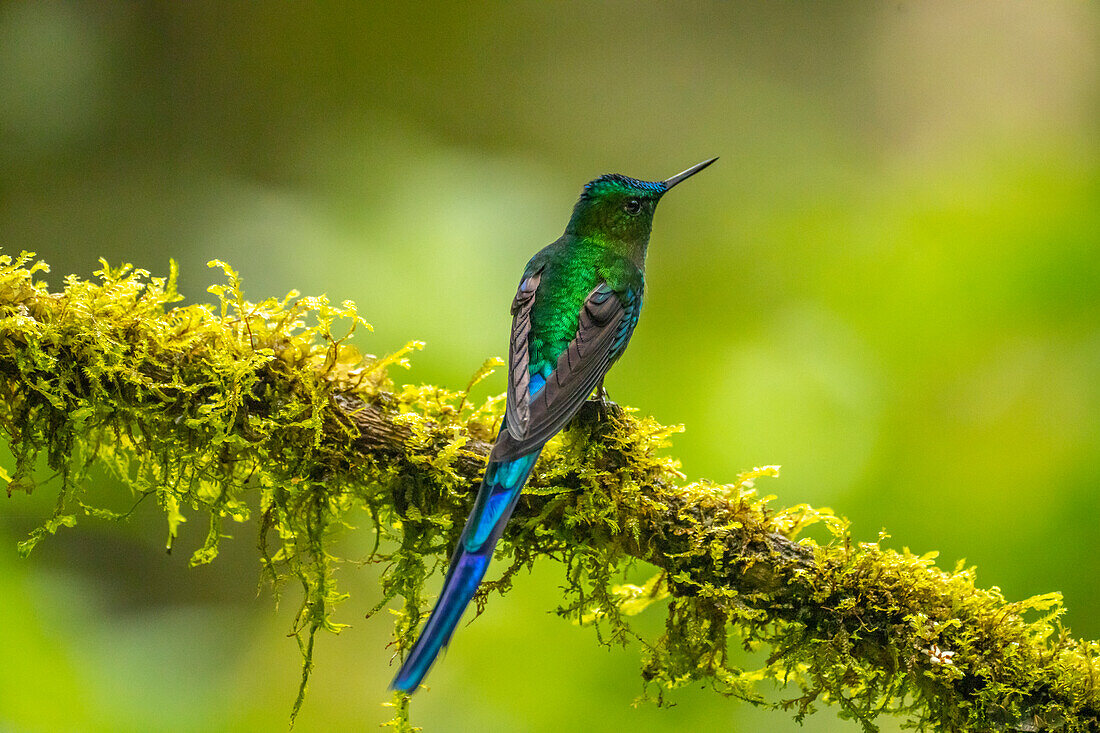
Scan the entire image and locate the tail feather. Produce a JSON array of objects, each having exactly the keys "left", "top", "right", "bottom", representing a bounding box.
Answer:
[
  {"left": 390, "top": 449, "right": 541, "bottom": 693},
  {"left": 389, "top": 545, "right": 491, "bottom": 692}
]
